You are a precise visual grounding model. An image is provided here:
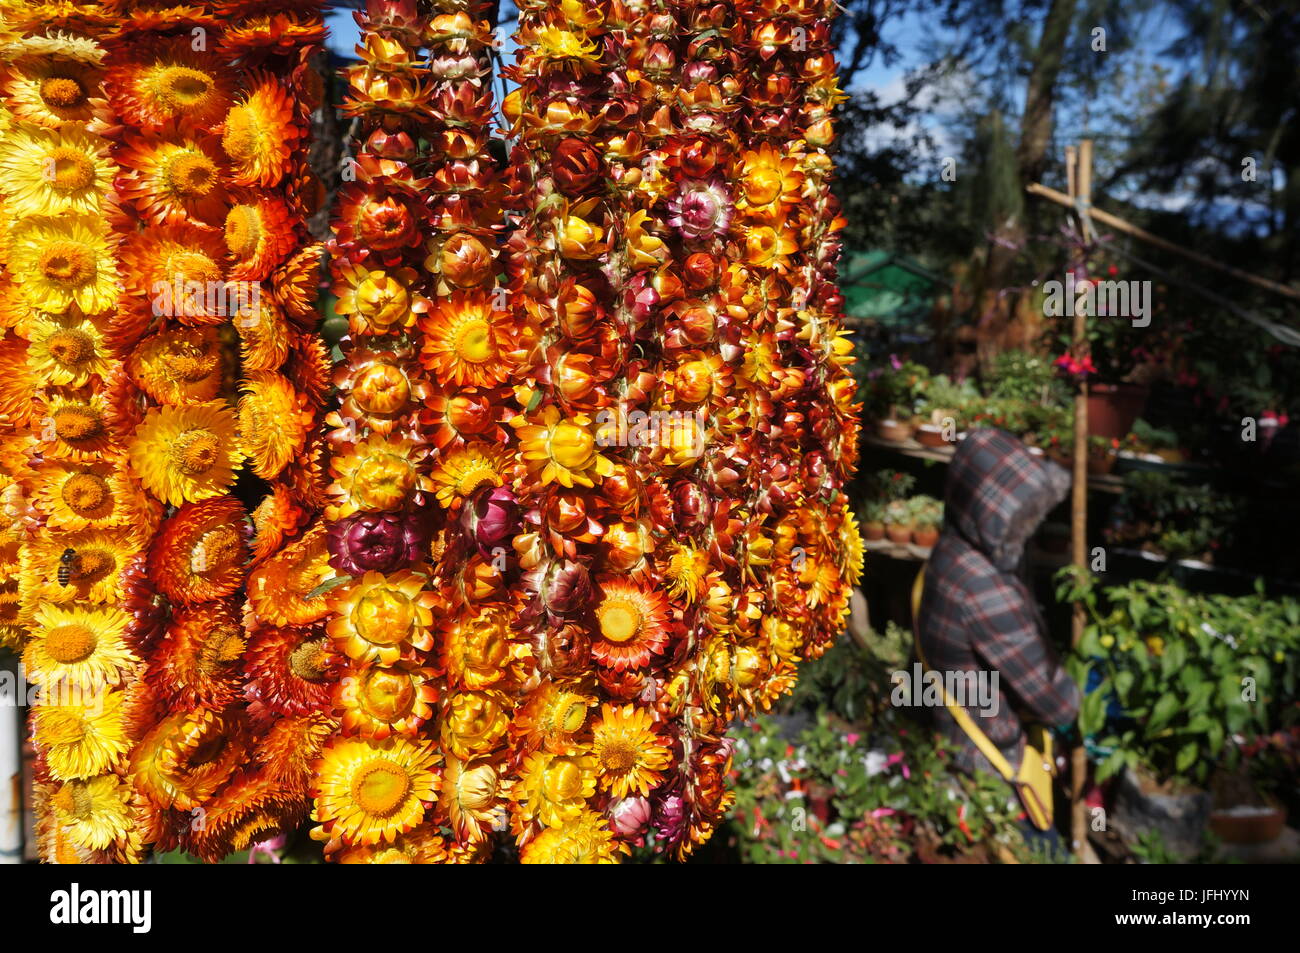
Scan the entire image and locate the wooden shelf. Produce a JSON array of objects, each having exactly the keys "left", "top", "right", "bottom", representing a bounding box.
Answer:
[
  {"left": 863, "top": 433, "right": 1125, "bottom": 494},
  {"left": 863, "top": 537, "right": 931, "bottom": 562}
]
